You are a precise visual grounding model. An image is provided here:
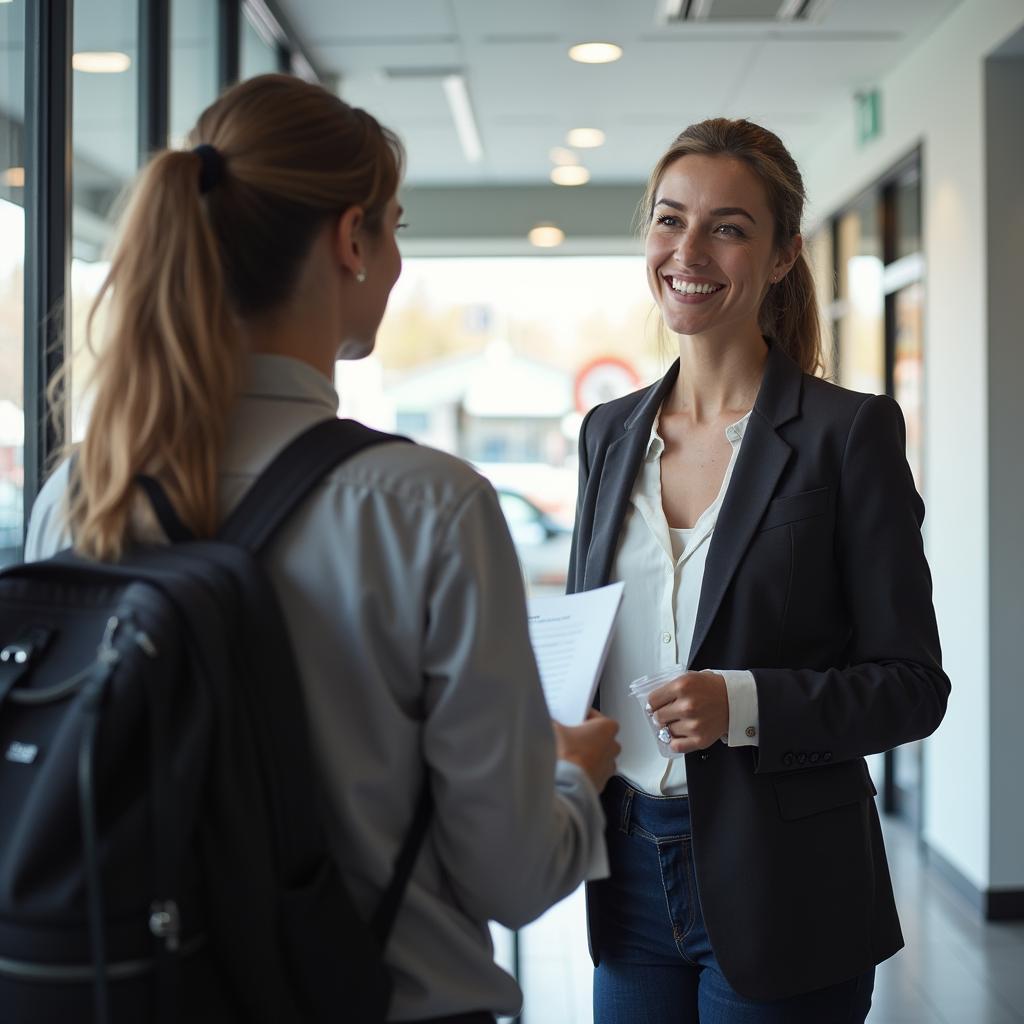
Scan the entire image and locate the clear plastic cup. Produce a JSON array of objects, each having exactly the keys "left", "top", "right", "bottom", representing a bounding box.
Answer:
[{"left": 628, "top": 664, "right": 686, "bottom": 759}]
